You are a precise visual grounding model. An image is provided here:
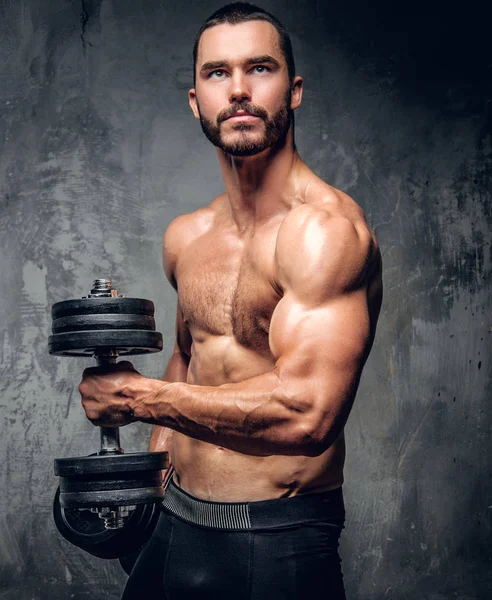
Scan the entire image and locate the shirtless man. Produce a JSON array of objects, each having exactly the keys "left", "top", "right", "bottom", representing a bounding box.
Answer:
[{"left": 79, "top": 3, "right": 382, "bottom": 598}]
